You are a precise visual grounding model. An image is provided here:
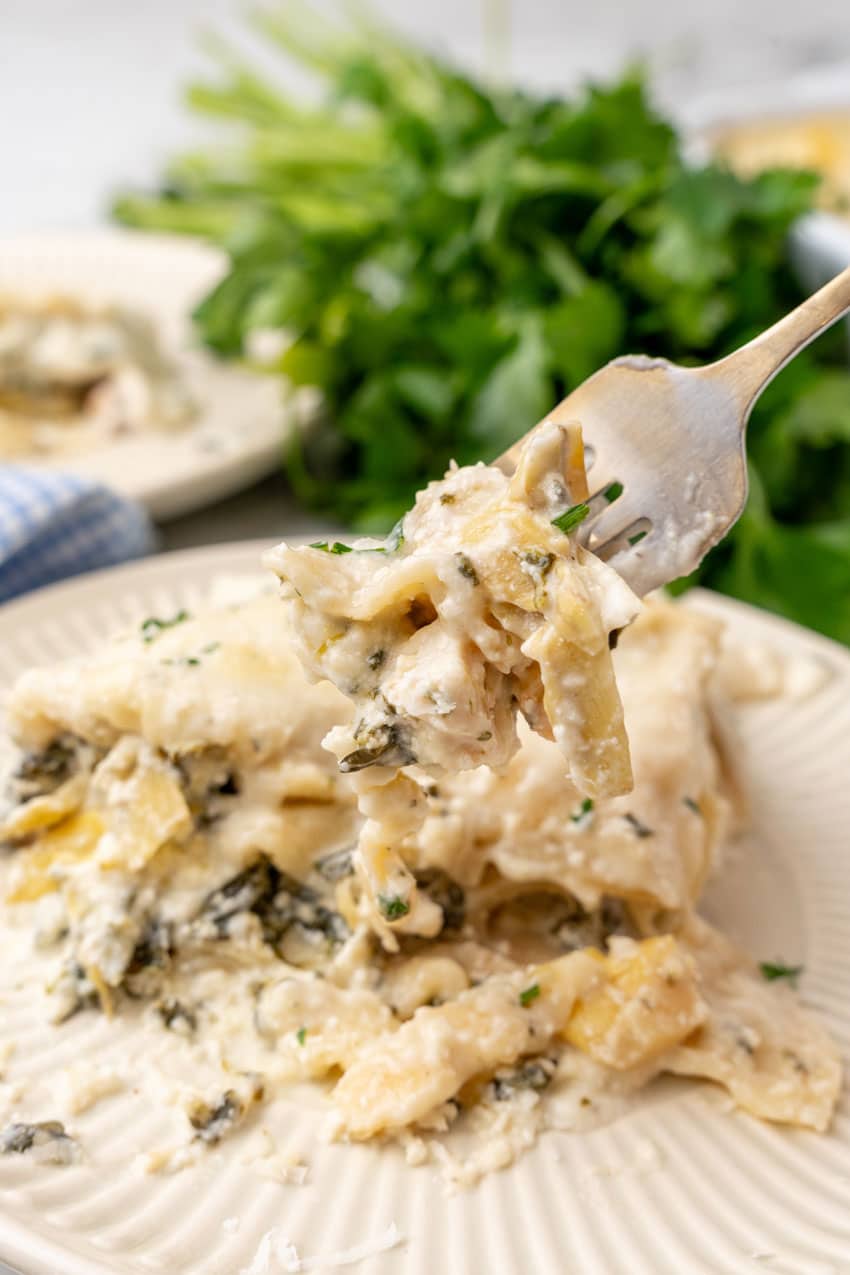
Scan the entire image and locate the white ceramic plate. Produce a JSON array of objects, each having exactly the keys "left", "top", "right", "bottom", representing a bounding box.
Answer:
[
  {"left": 0, "top": 232, "right": 290, "bottom": 520},
  {"left": 0, "top": 544, "right": 848, "bottom": 1275}
]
